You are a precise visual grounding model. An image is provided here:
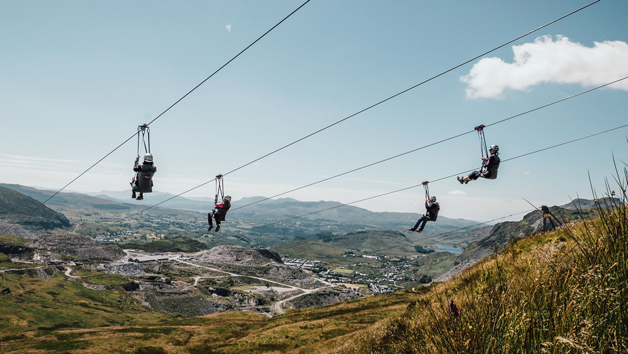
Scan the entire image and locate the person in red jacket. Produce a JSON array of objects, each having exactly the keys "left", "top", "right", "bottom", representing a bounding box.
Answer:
[{"left": 208, "top": 195, "right": 231, "bottom": 232}]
